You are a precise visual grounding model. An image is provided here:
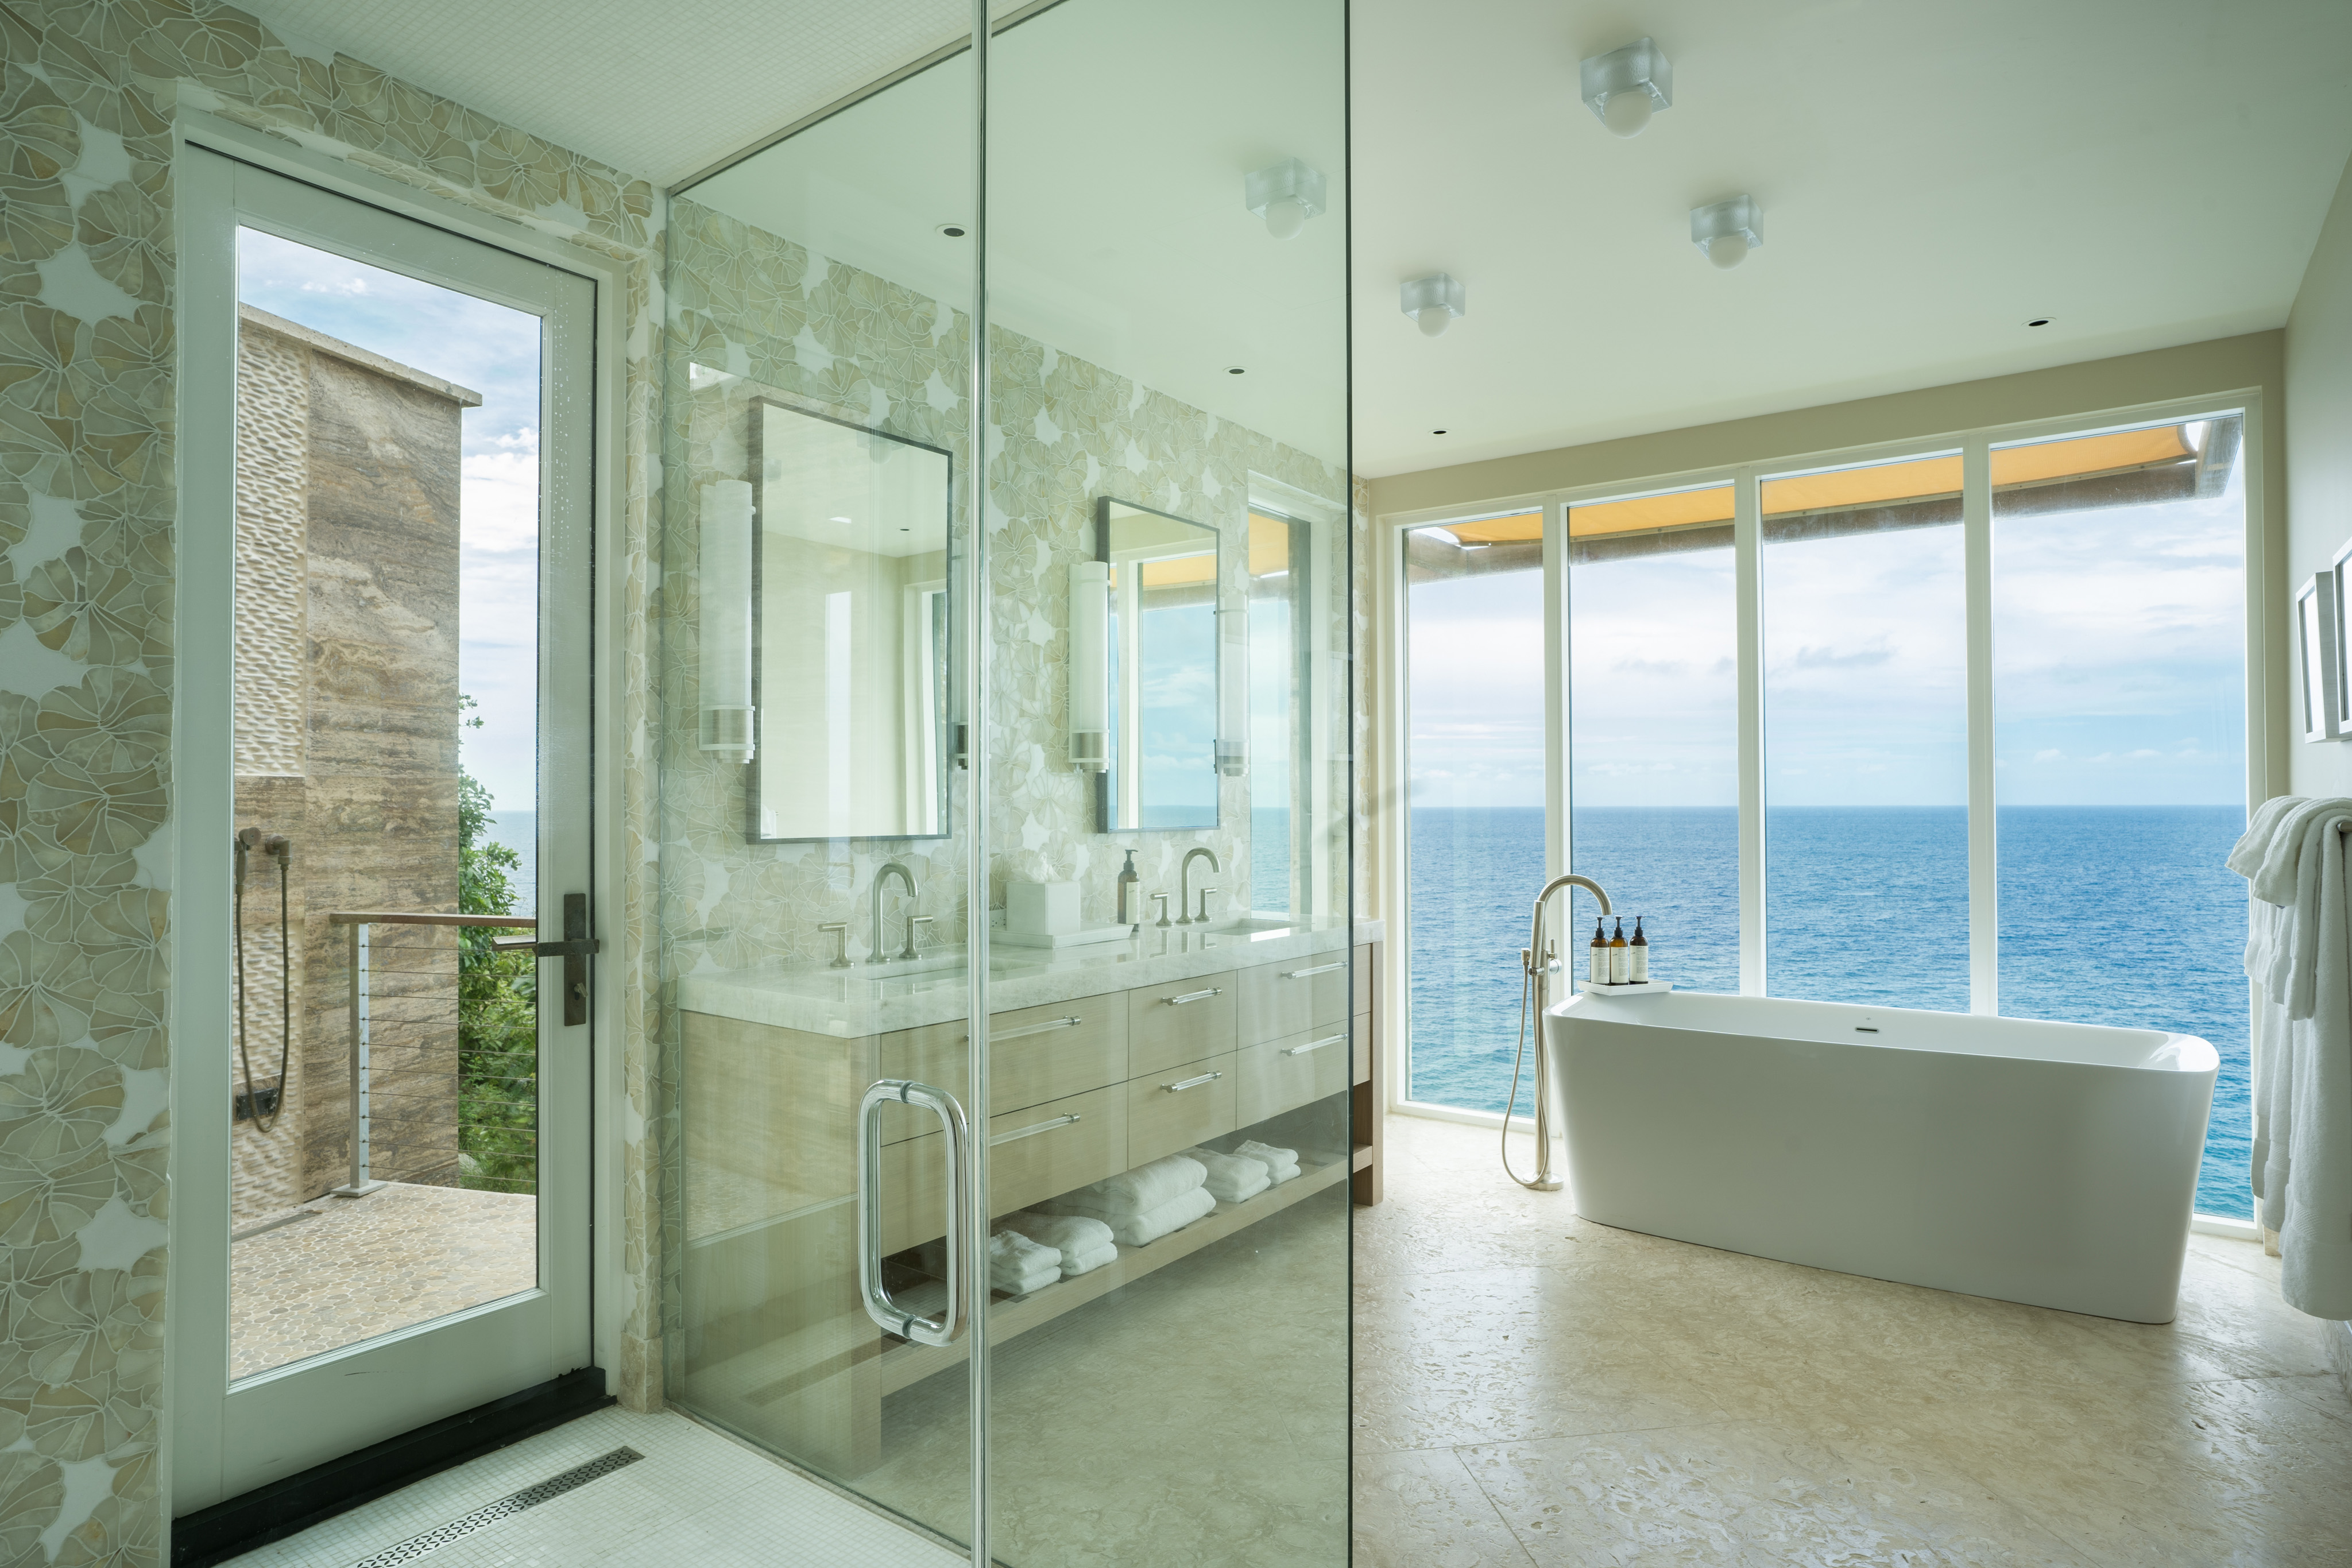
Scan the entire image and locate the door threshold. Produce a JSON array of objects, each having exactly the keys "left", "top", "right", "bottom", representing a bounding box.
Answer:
[{"left": 171, "top": 1366, "right": 611, "bottom": 1568}]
